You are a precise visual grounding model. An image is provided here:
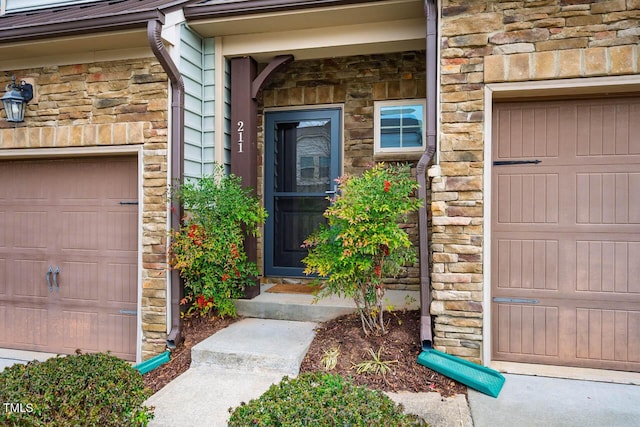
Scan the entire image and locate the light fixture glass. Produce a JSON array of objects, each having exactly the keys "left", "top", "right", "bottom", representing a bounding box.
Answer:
[{"left": 2, "top": 76, "right": 33, "bottom": 122}]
